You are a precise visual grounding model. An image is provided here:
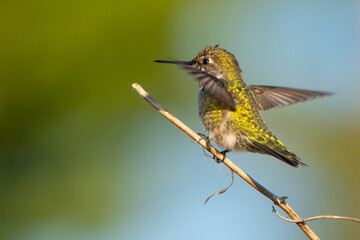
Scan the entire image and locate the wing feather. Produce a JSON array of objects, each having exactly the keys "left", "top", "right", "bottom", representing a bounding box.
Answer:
[{"left": 249, "top": 85, "right": 332, "bottom": 111}]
